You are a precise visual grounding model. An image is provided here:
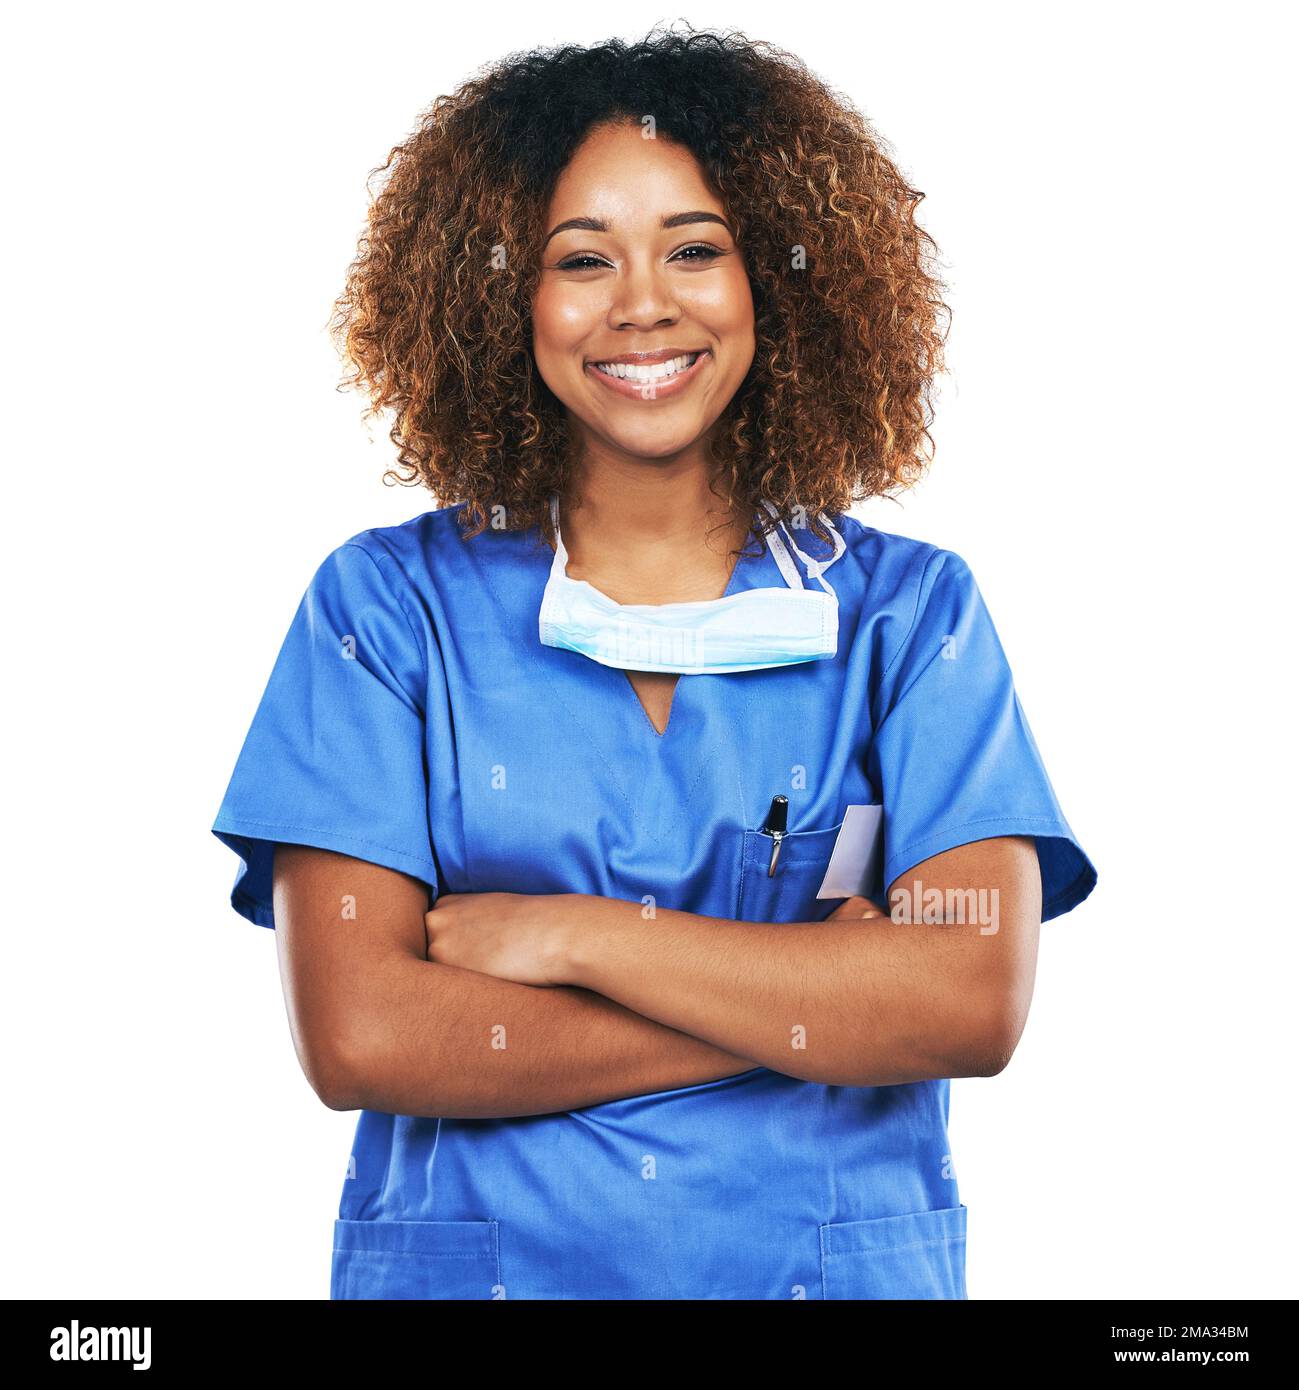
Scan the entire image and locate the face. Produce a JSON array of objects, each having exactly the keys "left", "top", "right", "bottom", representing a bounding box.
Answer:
[{"left": 531, "top": 120, "right": 756, "bottom": 465}]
